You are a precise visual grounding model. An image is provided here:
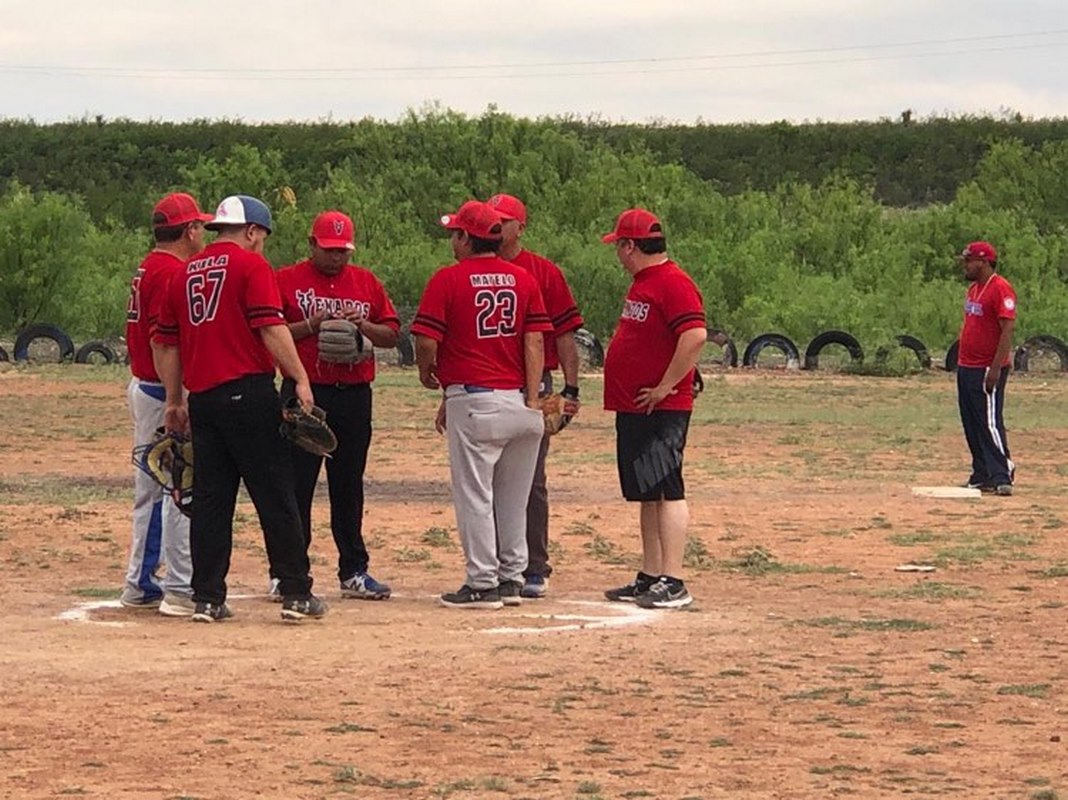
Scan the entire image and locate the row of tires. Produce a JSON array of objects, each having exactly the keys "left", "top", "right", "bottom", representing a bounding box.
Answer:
[
  {"left": 4, "top": 323, "right": 1068, "bottom": 374},
  {"left": 573, "top": 328, "right": 1068, "bottom": 373}
]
